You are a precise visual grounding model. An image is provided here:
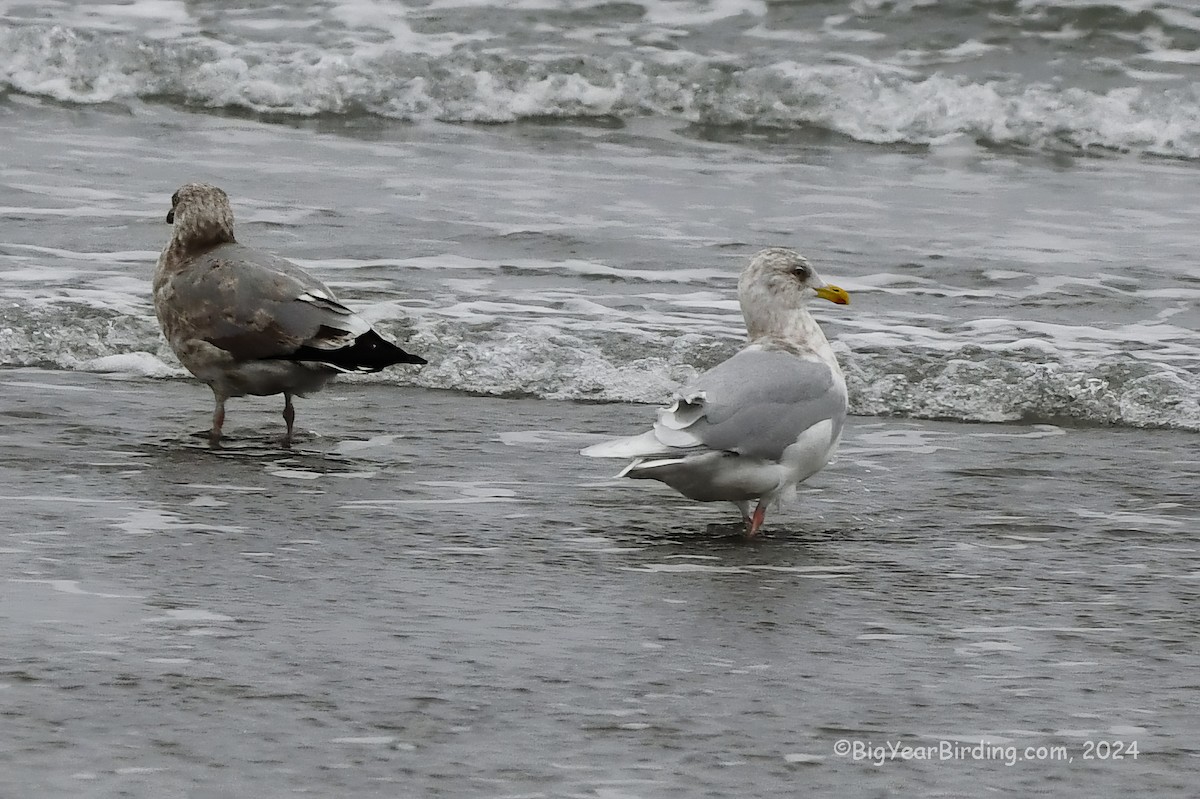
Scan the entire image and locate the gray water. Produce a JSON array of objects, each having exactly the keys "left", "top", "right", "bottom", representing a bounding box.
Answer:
[
  {"left": 2, "top": 371, "right": 1198, "bottom": 797},
  {"left": 3, "top": 0, "right": 1200, "bottom": 795}
]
